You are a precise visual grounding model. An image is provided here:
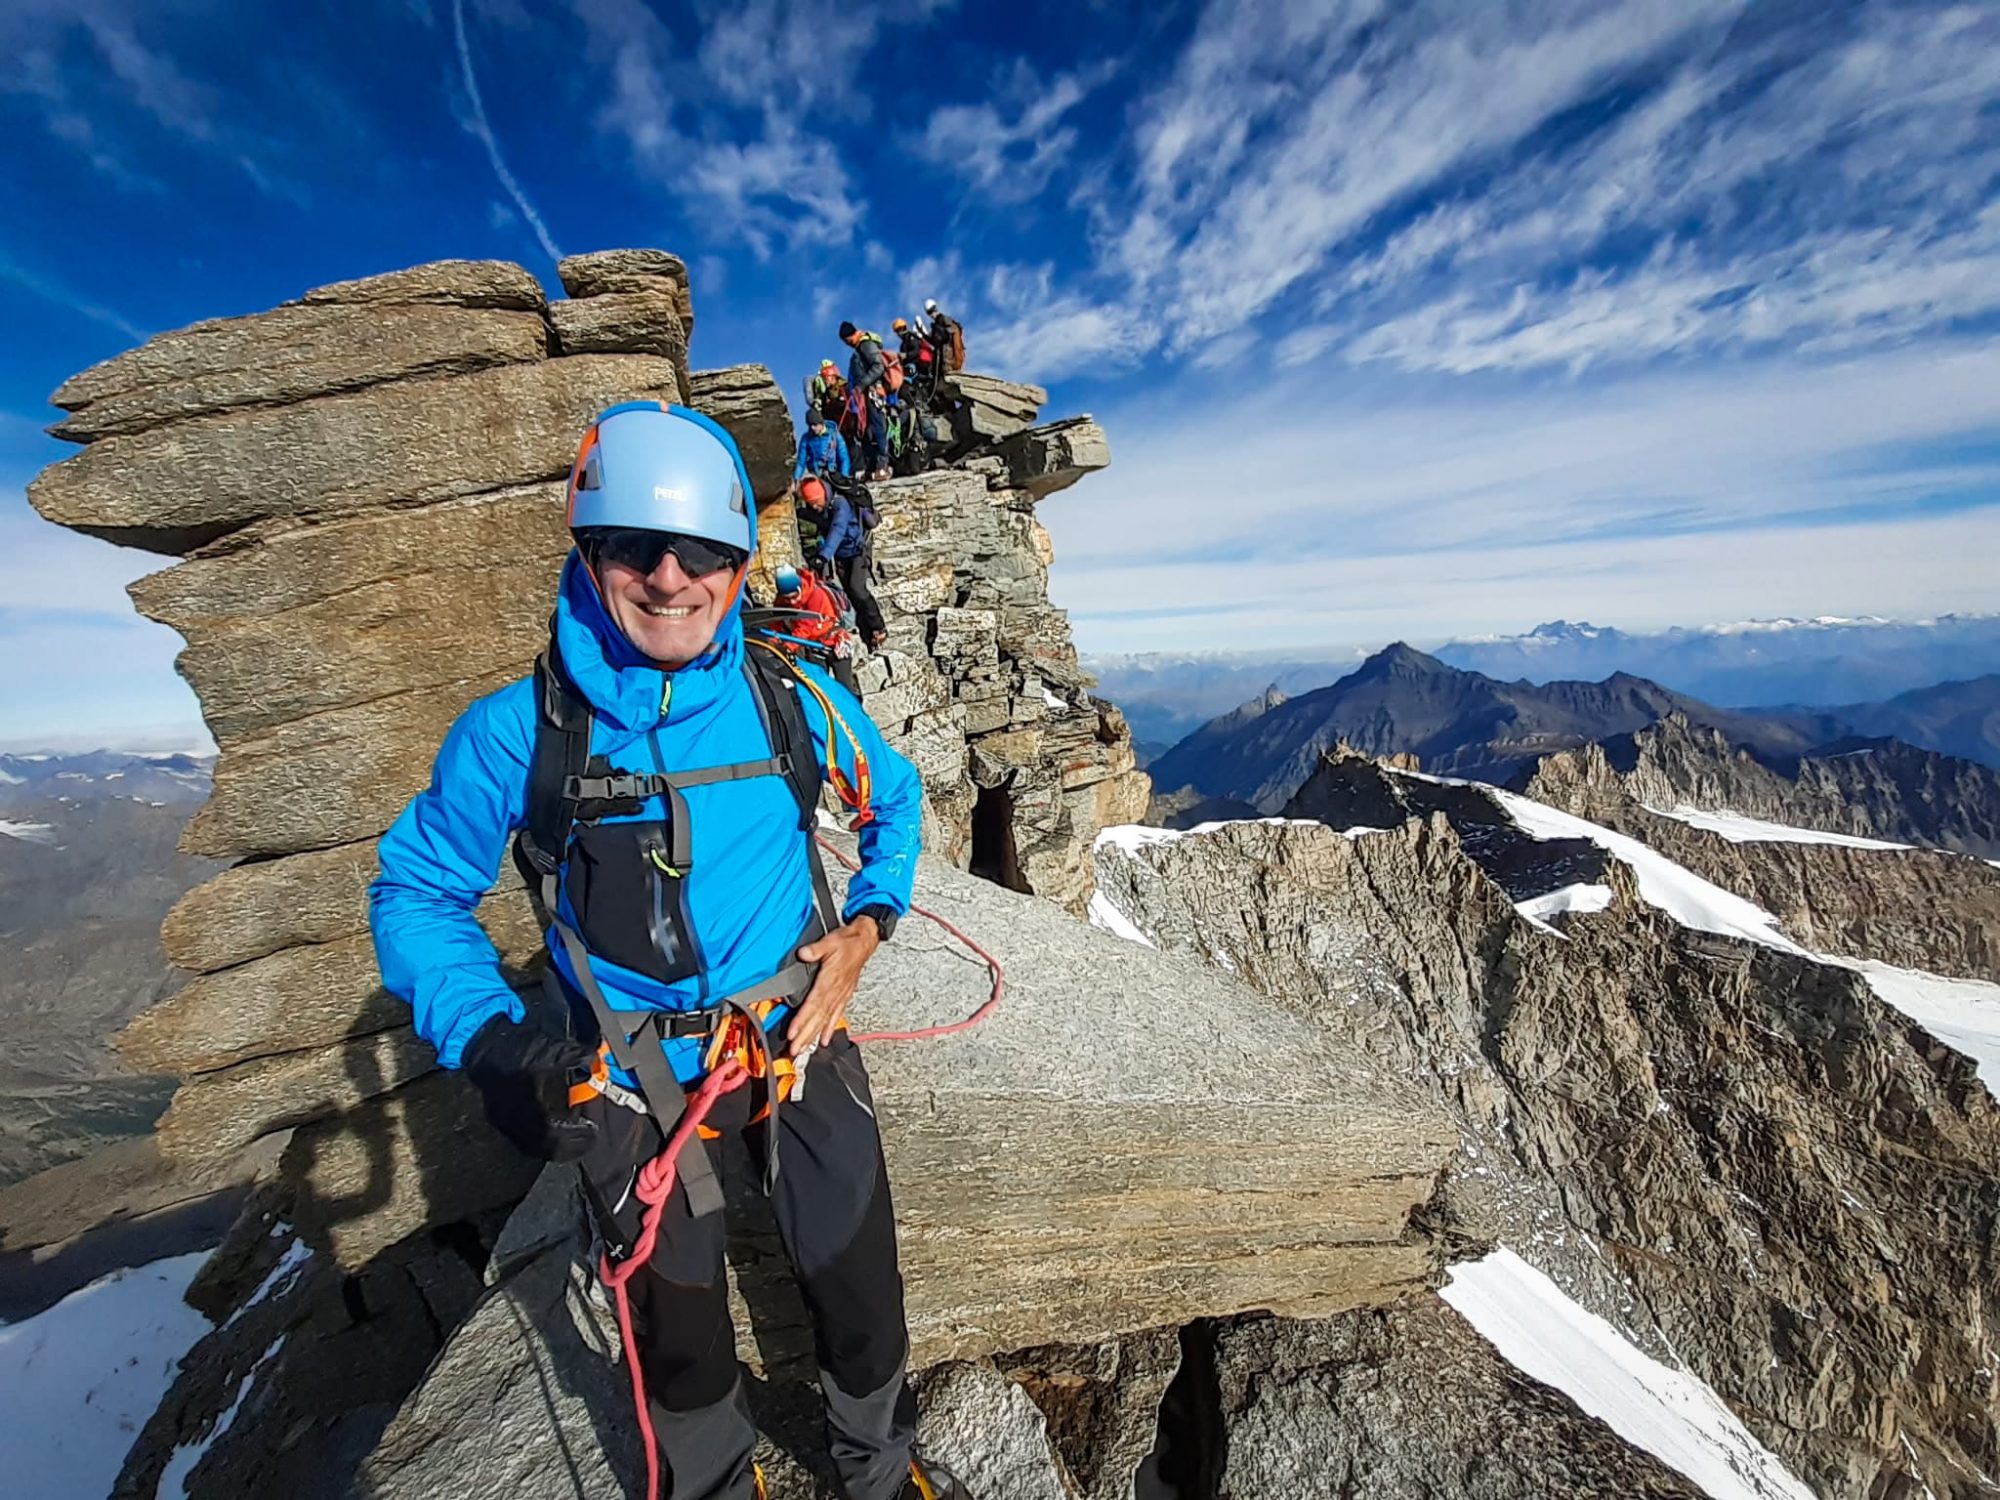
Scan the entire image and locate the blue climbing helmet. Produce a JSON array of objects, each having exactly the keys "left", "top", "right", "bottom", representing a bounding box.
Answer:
[
  {"left": 565, "top": 401, "right": 756, "bottom": 558},
  {"left": 774, "top": 566, "right": 803, "bottom": 595}
]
